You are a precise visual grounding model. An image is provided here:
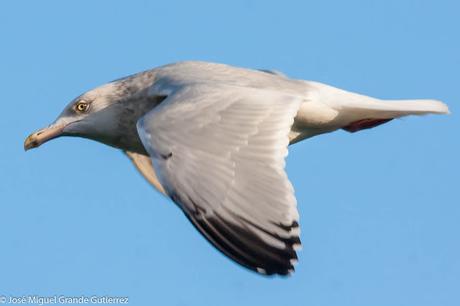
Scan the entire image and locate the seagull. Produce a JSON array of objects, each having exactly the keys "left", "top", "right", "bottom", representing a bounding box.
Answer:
[{"left": 24, "top": 61, "right": 449, "bottom": 276}]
